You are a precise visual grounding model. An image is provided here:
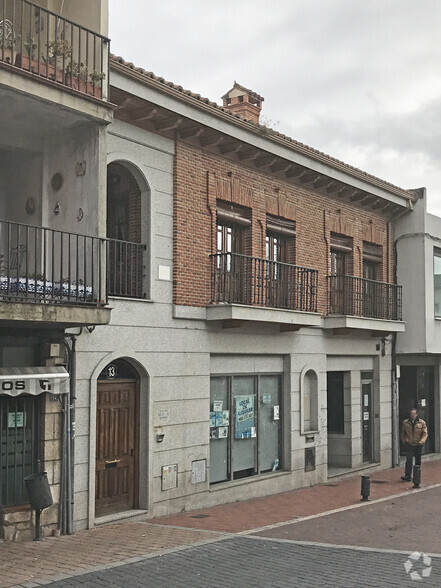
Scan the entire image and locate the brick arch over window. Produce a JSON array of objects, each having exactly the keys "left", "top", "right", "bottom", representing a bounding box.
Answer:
[{"left": 107, "top": 162, "right": 142, "bottom": 243}]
